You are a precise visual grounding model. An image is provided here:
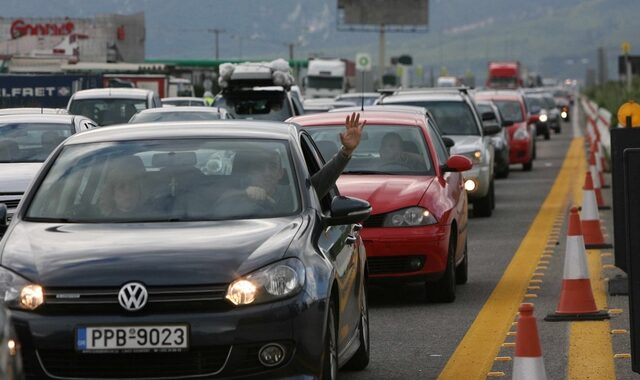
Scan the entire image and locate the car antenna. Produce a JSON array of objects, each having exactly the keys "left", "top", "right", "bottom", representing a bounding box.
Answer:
[{"left": 360, "top": 69, "right": 365, "bottom": 112}]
